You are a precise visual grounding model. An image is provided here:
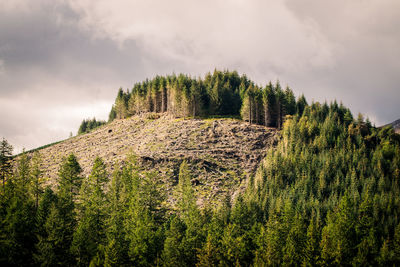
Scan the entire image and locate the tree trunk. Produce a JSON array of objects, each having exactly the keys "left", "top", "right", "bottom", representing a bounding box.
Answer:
[
  {"left": 193, "top": 96, "right": 196, "bottom": 118},
  {"left": 249, "top": 97, "right": 252, "bottom": 124},
  {"left": 255, "top": 99, "right": 258, "bottom": 125},
  {"left": 277, "top": 101, "right": 281, "bottom": 129},
  {"left": 264, "top": 102, "right": 268, "bottom": 126}
]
